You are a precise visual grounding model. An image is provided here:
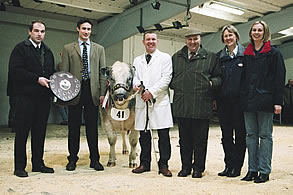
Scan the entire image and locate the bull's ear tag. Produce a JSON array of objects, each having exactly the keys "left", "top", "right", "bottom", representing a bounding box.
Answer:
[{"left": 111, "top": 108, "right": 130, "bottom": 121}]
